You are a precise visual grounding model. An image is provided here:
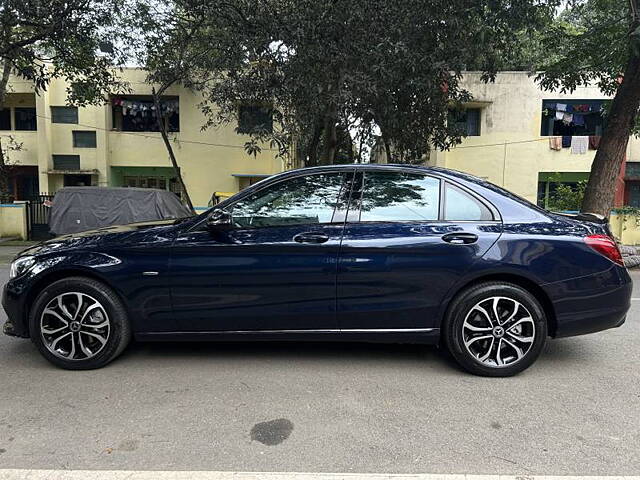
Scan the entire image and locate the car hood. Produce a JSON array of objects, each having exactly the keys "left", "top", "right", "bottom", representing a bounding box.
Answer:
[{"left": 19, "top": 219, "right": 187, "bottom": 258}]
